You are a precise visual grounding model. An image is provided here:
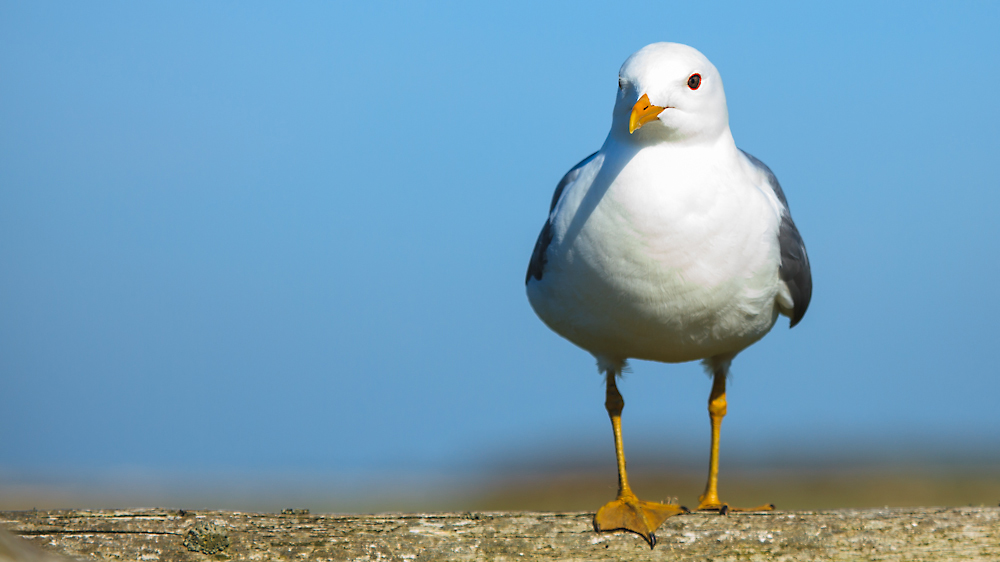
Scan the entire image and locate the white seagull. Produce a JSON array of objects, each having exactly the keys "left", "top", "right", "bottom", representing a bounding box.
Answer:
[{"left": 525, "top": 43, "right": 812, "bottom": 548}]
